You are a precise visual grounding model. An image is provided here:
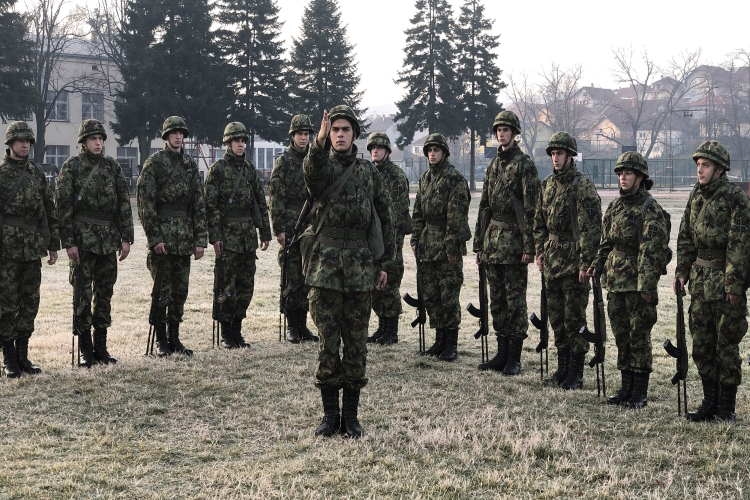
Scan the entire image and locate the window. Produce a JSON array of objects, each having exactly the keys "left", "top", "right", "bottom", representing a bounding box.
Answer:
[
  {"left": 47, "top": 91, "right": 69, "bottom": 121},
  {"left": 45, "top": 145, "right": 69, "bottom": 168},
  {"left": 82, "top": 93, "right": 104, "bottom": 121},
  {"left": 117, "top": 147, "right": 138, "bottom": 176}
]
